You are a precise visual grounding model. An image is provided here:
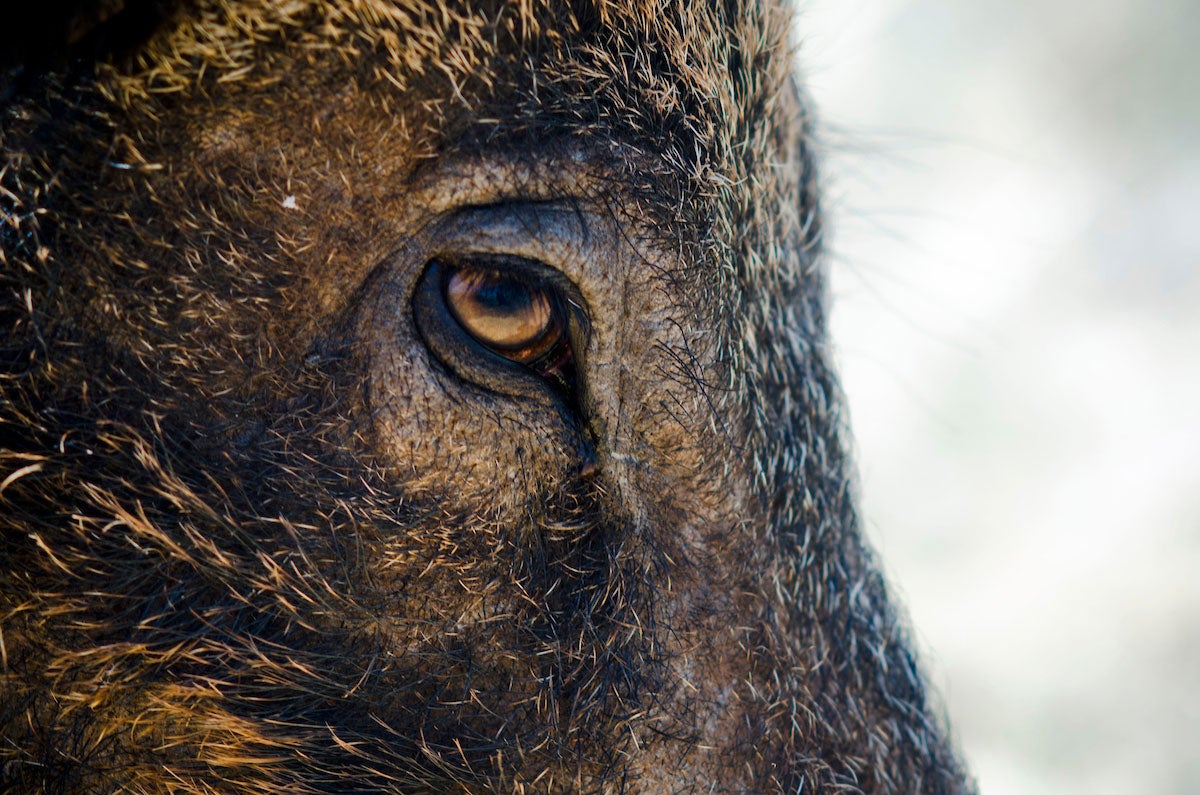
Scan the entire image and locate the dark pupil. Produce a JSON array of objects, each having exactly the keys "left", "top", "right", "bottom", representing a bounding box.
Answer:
[{"left": 474, "top": 279, "right": 530, "bottom": 312}]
